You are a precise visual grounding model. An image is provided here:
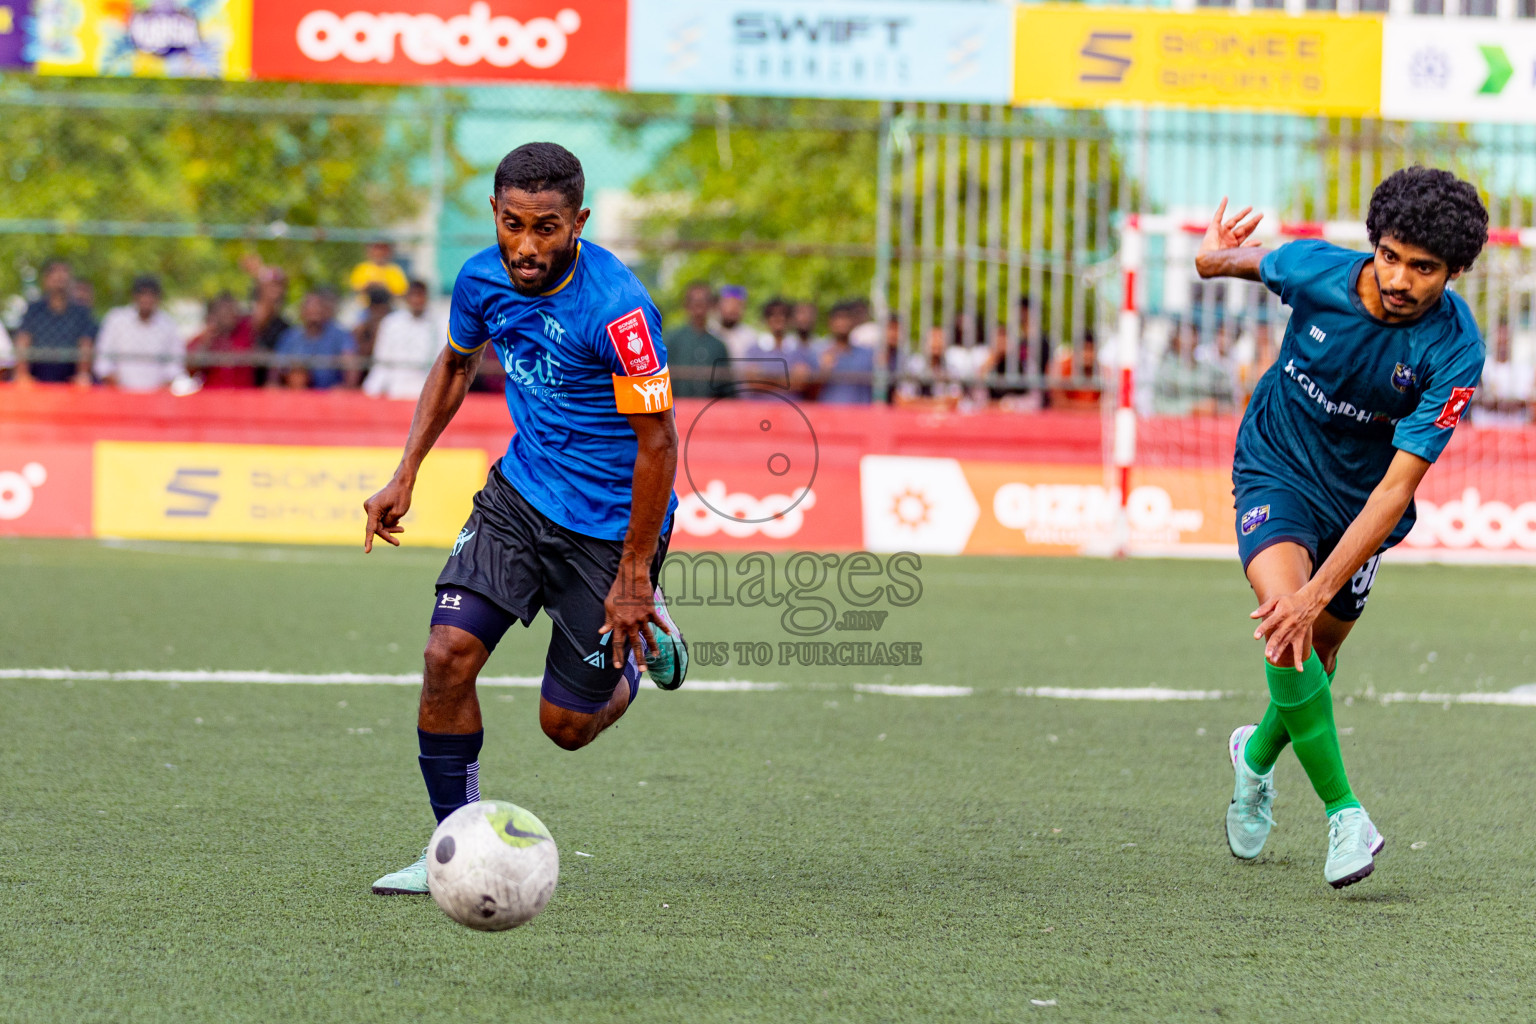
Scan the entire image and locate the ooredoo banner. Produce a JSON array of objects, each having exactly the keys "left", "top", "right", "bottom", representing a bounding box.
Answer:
[
  {"left": 251, "top": 0, "right": 625, "bottom": 85},
  {"left": 0, "top": 443, "right": 93, "bottom": 538},
  {"left": 1382, "top": 18, "right": 1536, "bottom": 124},
  {"left": 627, "top": 0, "right": 1014, "bottom": 102}
]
